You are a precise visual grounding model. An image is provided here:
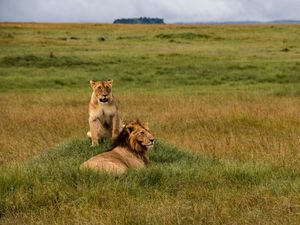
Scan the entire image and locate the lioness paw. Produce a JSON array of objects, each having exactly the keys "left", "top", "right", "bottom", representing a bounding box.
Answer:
[{"left": 91, "top": 140, "right": 99, "bottom": 148}]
